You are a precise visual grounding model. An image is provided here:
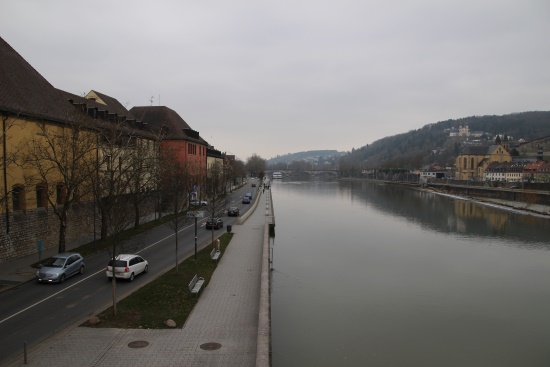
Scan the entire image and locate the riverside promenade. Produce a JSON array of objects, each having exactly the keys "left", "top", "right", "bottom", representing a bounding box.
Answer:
[{"left": 4, "top": 189, "right": 273, "bottom": 367}]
